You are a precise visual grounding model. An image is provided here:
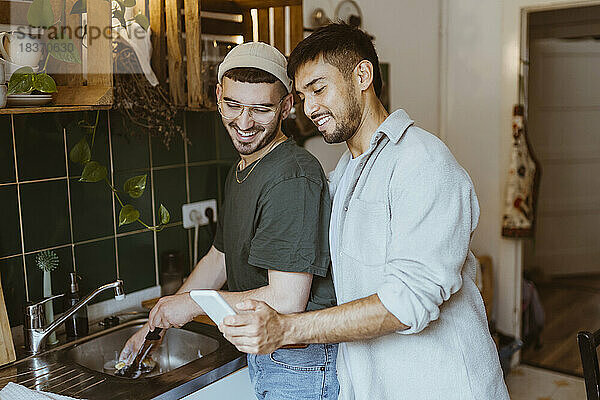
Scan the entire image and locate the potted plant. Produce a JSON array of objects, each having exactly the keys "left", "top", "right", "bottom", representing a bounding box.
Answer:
[{"left": 7, "top": 0, "right": 149, "bottom": 96}]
